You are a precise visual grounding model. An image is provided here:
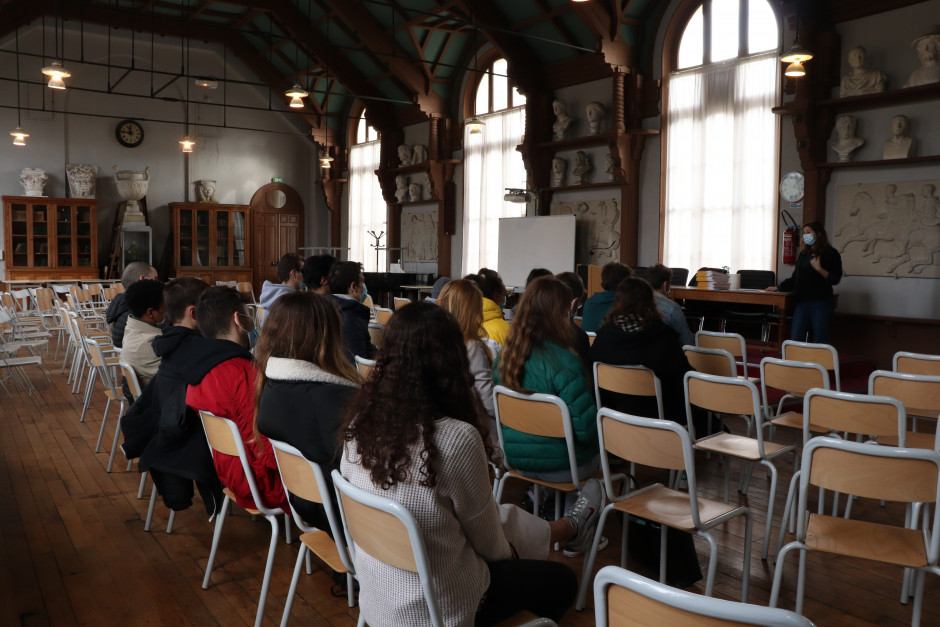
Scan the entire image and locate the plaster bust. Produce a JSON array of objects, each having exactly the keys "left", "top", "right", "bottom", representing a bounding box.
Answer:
[
  {"left": 397, "top": 144, "right": 412, "bottom": 167},
  {"left": 883, "top": 114, "right": 916, "bottom": 159},
  {"left": 604, "top": 154, "right": 615, "bottom": 182},
  {"left": 66, "top": 163, "right": 98, "bottom": 198},
  {"left": 412, "top": 144, "right": 428, "bottom": 164},
  {"left": 552, "top": 99, "right": 574, "bottom": 141},
  {"left": 586, "top": 101, "right": 606, "bottom": 135},
  {"left": 840, "top": 46, "right": 886, "bottom": 97},
  {"left": 572, "top": 151, "right": 592, "bottom": 185},
  {"left": 395, "top": 175, "right": 409, "bottom": 202},
  {"left": 408, "top": 182, "right": 422, "bottom": 202},
  {"left": 197, "top": 179, "right": 218, "bottom": 203},
  {"left": 20, "top": 168, "right": 48, "bottom": 197},
  {"left": 551, "top": 157, "right": 566, "bottom": 187},
  {"left": 830, "top": 115, "right": 865, "bottom": 162},
  {"left": 905, "top": 25, "right": 940, "bottom": 87}
]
